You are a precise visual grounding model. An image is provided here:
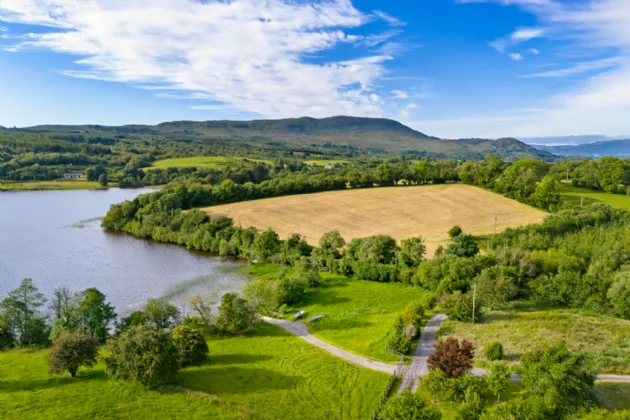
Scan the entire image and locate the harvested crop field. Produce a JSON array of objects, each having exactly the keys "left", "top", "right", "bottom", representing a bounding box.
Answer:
[{"left": 202, "top": 184, "right": 546, "bottom": 255}]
